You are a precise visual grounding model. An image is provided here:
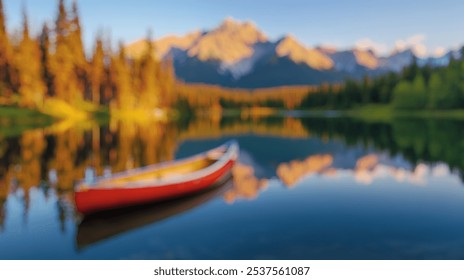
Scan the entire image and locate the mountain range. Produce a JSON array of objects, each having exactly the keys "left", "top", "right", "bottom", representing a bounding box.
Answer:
[{"left": 126, "top": 18, "right": 460, "bottom": 88}]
